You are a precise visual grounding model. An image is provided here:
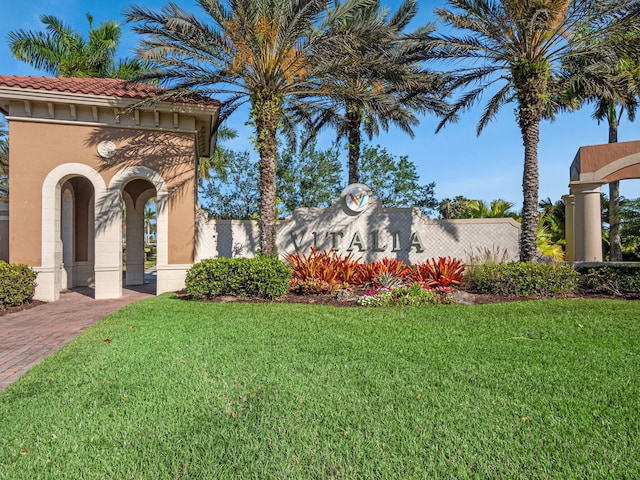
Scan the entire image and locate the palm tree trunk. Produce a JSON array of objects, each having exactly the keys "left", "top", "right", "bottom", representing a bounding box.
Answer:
[
  {"left": 346, "top": 107, "right": 363, "bottom": 185},
  {"left": 608, "top": 116, "right": 623, "bottom": 261},
  {"left": 520, "top": 120, "right": 540, "bottom": 262},
  {"left": 513, "top": 65, "right": 546, "bottom": 262},
  {"left": 252, "top": 91, "right": 283, "bottom": 255}
]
